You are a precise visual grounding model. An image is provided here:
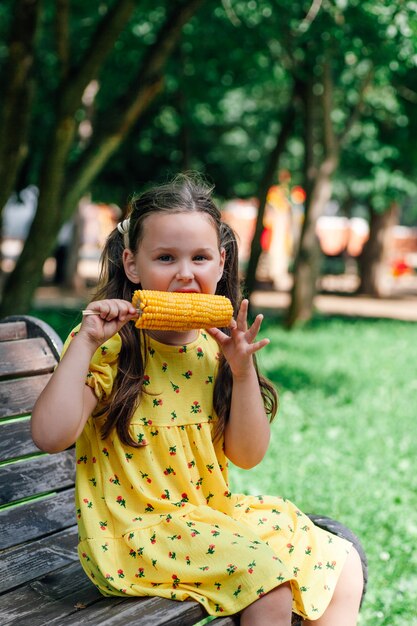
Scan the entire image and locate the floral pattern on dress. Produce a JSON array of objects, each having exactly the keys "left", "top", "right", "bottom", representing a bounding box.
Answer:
[{"left": 61, "top": 328, "right": 351, "bottom": 618}]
